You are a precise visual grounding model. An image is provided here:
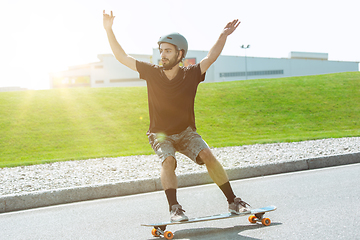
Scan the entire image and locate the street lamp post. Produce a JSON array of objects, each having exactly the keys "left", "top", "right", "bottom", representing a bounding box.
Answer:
[{"left": 241, "top": 45, "right": 250, "bottom": 80}]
